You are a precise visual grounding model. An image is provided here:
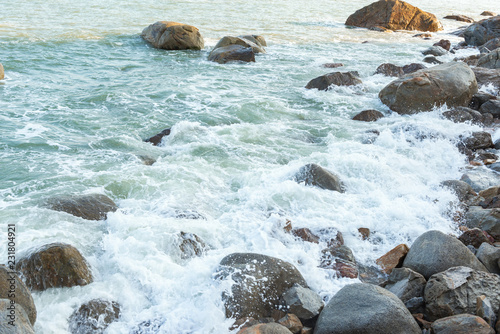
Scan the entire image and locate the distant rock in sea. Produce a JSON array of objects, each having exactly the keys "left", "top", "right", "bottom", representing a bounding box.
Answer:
[{"left": 141, "top": 21, "right": 204, "bottom": 50}]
